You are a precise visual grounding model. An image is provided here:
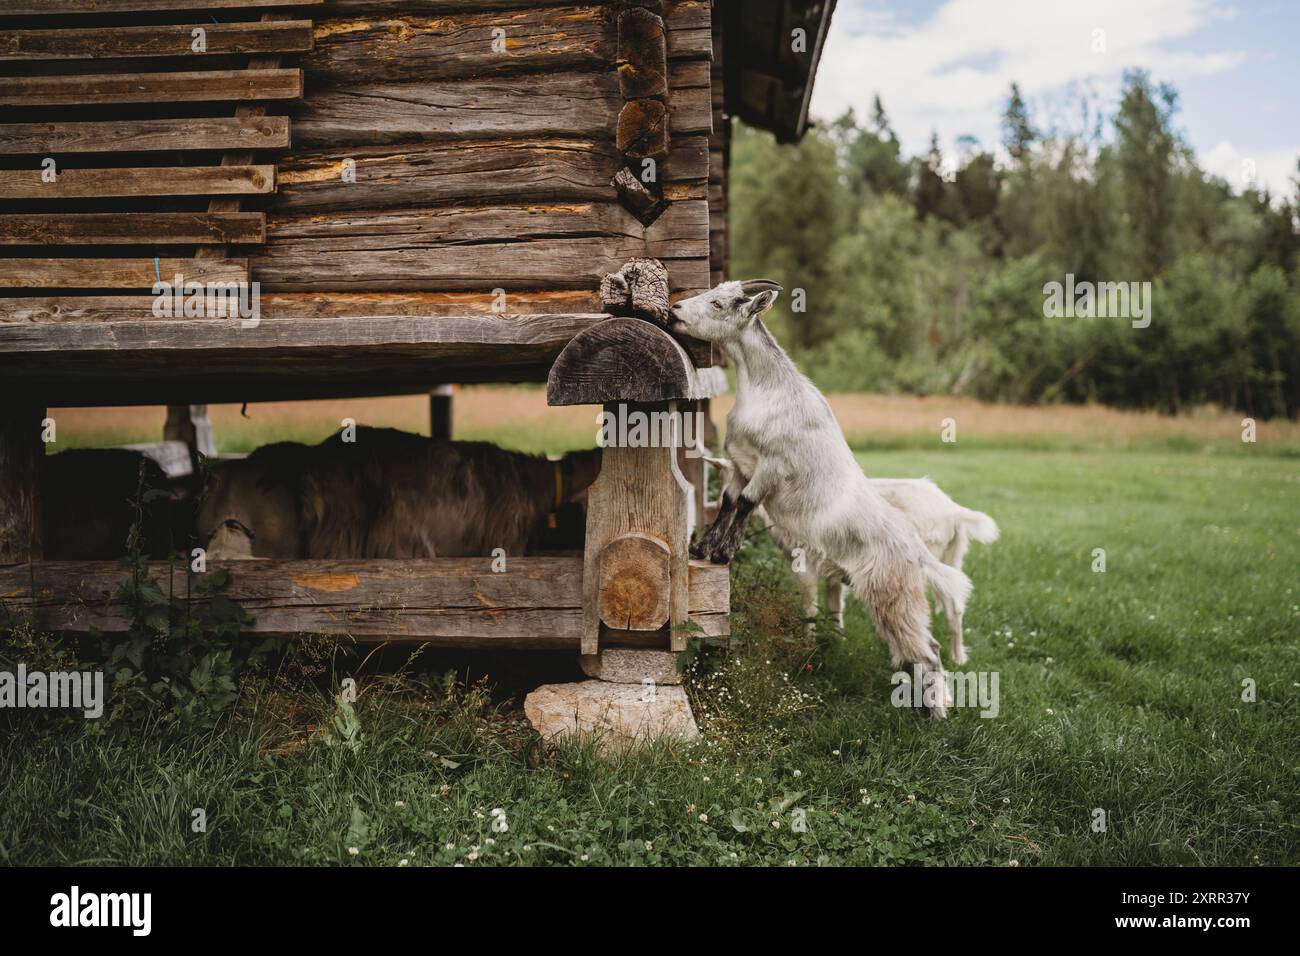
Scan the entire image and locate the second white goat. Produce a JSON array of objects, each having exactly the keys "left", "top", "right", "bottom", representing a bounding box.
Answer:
[{"left": 707, "top": 456, "right": 997, "bottom": 664}]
